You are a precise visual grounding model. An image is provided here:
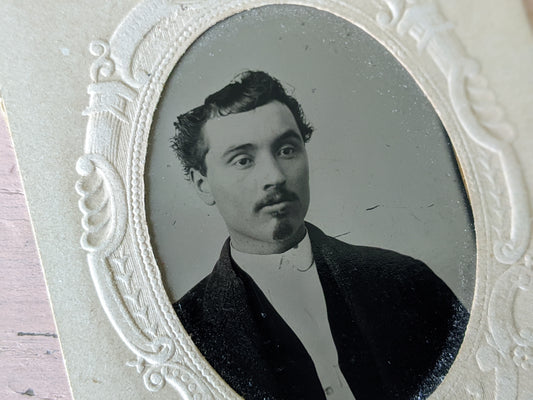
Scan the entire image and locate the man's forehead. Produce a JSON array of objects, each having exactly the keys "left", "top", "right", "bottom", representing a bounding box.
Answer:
[{"left": 201, "top": 101, "right": 301, "bottom": 151}]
